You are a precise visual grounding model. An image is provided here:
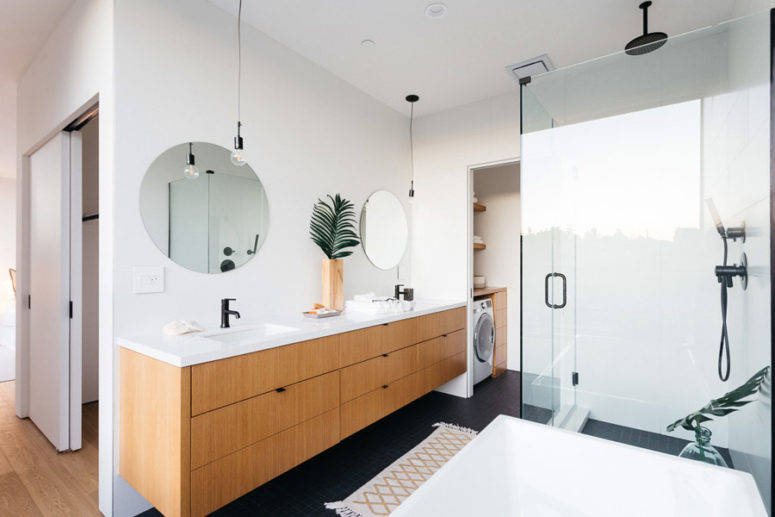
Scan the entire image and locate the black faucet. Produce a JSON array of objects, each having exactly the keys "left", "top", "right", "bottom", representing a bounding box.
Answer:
[
  {"left": 220, "top": 298, "right": 241, "bottom": 328},
  {"left": 394, "top": 284, "right": 414, "bottom": 301}
]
